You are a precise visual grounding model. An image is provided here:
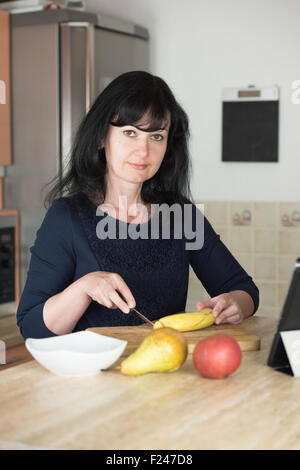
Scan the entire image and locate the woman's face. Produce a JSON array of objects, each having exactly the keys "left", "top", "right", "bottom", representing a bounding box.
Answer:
[{"left": 102, "top": 116, "right": 170, "bottom": 185}]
